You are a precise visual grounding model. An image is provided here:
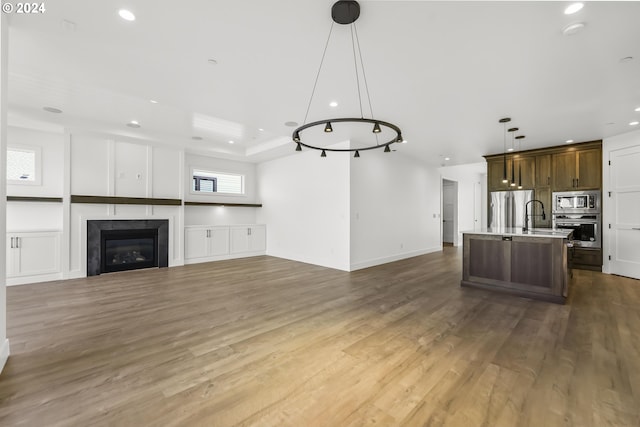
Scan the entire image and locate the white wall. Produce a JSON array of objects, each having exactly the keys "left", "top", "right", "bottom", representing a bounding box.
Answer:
[
  {"left": 439, "top": 162, "right": 487, "bottom": 246},
  {"left": 184, "top": 153, "right": 258, "bottom": 226},
  {"left": 184, "top": 153, "right": 257, "bottom": 204},
  {"left": 6, "top": 126, "right": 64, "bottom": 197},
  {"left": 6, "top": 125, "right": 64, "bottom": 232},
  {"left": 602, "top": 129, "right": 640, "bottom": 274},
  {"left": 350, "top": 151, "right": 442, "bottom": 270},
  {"left": 257, "top": 150, "right": 351, "bottom": 271},
  {"left": 1, "top": 12, "right": 9, "bottom": 373}
]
